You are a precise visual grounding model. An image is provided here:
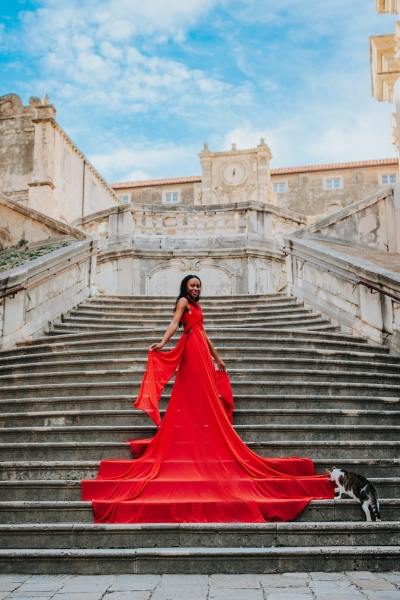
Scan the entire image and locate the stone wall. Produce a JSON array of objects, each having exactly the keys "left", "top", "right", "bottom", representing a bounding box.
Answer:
[
  {"left": 0, "top": 93, "right": 121, "bottom": 224},
  {"left": 284, "top": 187, "right": 400, "bottom": 352},
  {"left": 0, "top": 94, "right": 36, "bottom": 203},
  {"left": 0, "top": 192, "right": 86, "bottom": 250}
]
